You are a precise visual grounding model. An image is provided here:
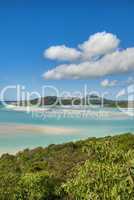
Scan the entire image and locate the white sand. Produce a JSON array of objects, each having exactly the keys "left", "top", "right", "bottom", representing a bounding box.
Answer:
[{"left": 0, "top": 123, "right": 79, "bottom": 135}]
